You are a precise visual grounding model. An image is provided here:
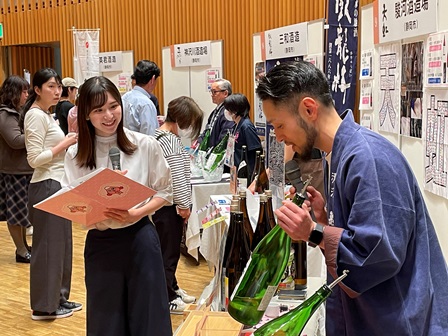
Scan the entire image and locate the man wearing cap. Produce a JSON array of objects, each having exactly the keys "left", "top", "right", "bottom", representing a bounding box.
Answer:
[
  {"left": 56, "top": 77, "right": 78, "bottom": 135},
  {"left": 122, "top": 60, "right": 160, "bottom": 136}
]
